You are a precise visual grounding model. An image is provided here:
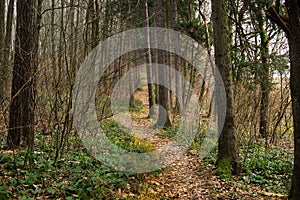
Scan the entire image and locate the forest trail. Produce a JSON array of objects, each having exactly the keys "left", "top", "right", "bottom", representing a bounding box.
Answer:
[
  {"left": 121, "top": 86, "right": 285, "bottom": 200},
  {"left": 0, "top": 85, "right": 290, "bottom": 200}
]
